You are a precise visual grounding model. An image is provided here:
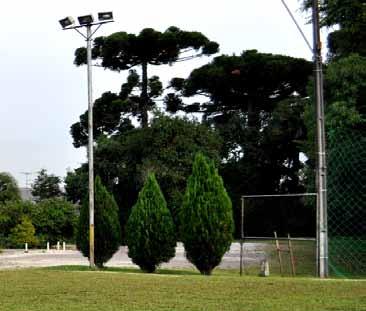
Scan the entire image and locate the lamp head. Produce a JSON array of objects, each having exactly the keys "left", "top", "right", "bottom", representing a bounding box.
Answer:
[
  {"left": 98, "top": 11, "right": 113, "bottom": 21},
  {"left": 78, "top": 14, "right": 94, "bottom": 25},
  {"left": 59, "top": 16, "right": 75, "bottom": 29}
]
